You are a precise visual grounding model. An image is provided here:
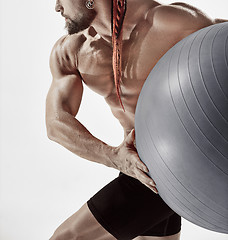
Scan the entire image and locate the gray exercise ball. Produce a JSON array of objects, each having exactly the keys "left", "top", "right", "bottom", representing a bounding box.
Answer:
[{"left": 135, "top": 22, "right": 228, "bottom": 233}]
